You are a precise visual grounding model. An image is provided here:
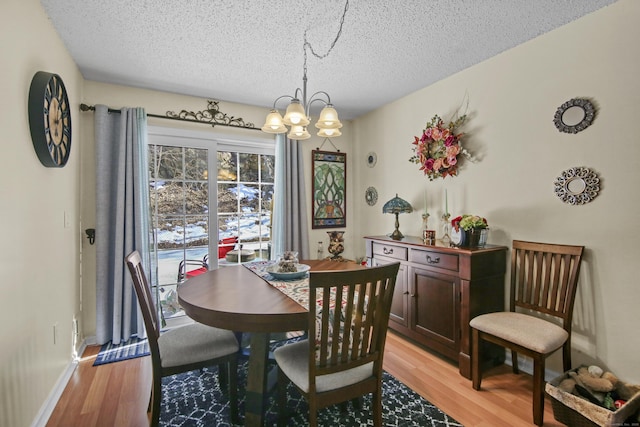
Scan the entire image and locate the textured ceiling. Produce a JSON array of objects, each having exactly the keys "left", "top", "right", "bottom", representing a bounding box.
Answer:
[{"left": 40, "top": 0, "right": 616, "bottom": 120}]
